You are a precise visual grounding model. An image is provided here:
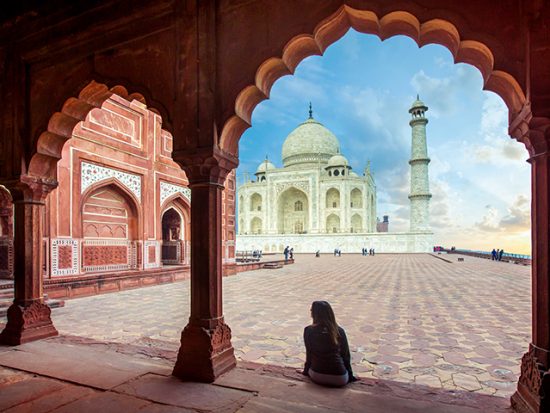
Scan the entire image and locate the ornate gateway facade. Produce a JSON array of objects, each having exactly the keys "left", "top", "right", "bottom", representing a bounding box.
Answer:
[{"left": 237, "top": 102, "right": 434, "bottom": 253}]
